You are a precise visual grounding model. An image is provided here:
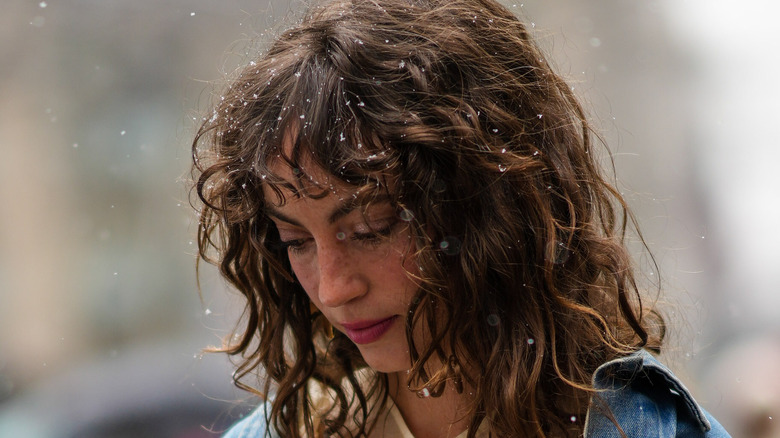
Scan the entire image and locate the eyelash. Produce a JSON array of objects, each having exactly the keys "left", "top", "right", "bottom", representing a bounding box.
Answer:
[
  {"left": 277, "top": 239, "right": 309, "bottom": 255},
  {"left": 279, "top": 222, "right": 396, "bottom": 255},
  {"left": 353, "top": 223, "right": 394, "bottom": 245}
]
